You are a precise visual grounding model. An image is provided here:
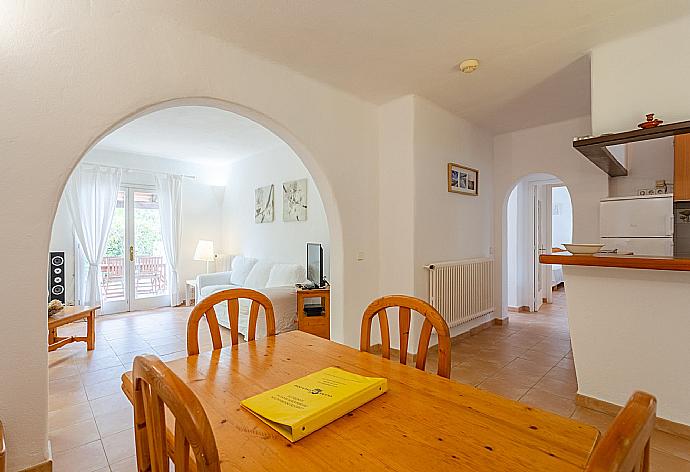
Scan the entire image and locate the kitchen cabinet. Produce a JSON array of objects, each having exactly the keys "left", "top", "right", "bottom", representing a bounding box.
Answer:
[{"left": 674, "top": 134, "right": 690, "bottom": 201}]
